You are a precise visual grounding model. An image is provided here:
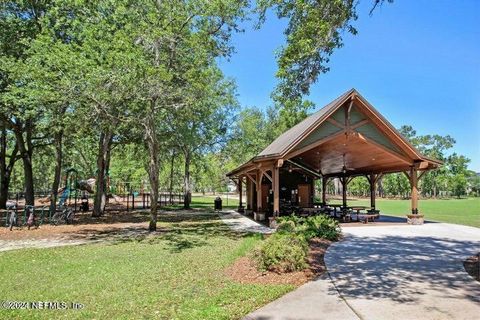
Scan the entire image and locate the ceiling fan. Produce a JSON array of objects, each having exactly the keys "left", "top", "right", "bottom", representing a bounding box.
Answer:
[
  {"left": 316, "top": 158, "right": 323, "bottom": 176},
  {"left": 341, "top": 153, "right": 355, "bottom": 174}
]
